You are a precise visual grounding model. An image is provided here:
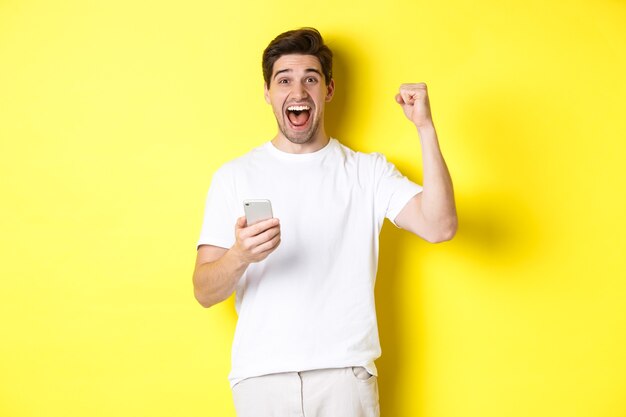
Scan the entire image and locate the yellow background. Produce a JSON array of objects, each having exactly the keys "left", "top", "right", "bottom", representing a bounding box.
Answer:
[{"left": 1, "top": 0, "right": 625, "bottom": 416}]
